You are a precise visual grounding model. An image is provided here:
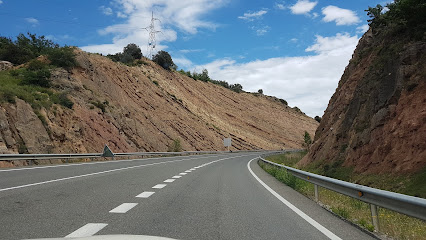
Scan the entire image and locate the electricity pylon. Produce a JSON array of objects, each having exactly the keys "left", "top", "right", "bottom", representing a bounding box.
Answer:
[{"left": 145, "top": 11, "right": 161, "bottom": 59}]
